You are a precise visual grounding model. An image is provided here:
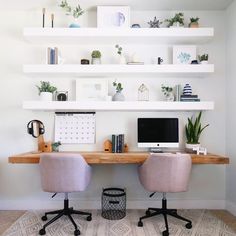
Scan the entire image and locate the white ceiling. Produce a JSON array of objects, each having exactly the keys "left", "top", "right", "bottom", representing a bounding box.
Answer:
[{"left": 0, "top": 0, "right": 234, "bottom": 11}]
